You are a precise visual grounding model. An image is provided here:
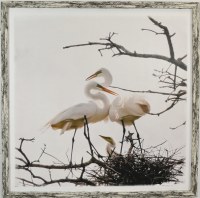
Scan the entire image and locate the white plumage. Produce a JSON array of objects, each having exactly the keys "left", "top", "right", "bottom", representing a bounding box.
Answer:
[
  {"left": 48, "top": 81, "right": 117, "bottom": 134},
  {"left": 86, "top": 68, "right": 150, "bottom": 124},
  {"left": 109, "top": 94, "right": 150, "bottom": 125},
  {"left": 87, "top": 68, "right": 150, "bottom": 154}
]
